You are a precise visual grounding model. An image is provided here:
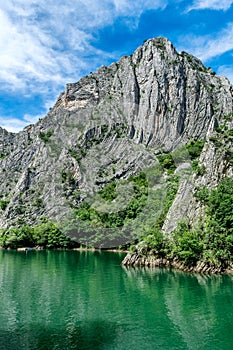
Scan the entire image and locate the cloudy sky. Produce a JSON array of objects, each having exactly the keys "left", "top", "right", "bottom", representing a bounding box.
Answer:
[{"left": 0, "top": 0, "right": 233, "bottom": 132}]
